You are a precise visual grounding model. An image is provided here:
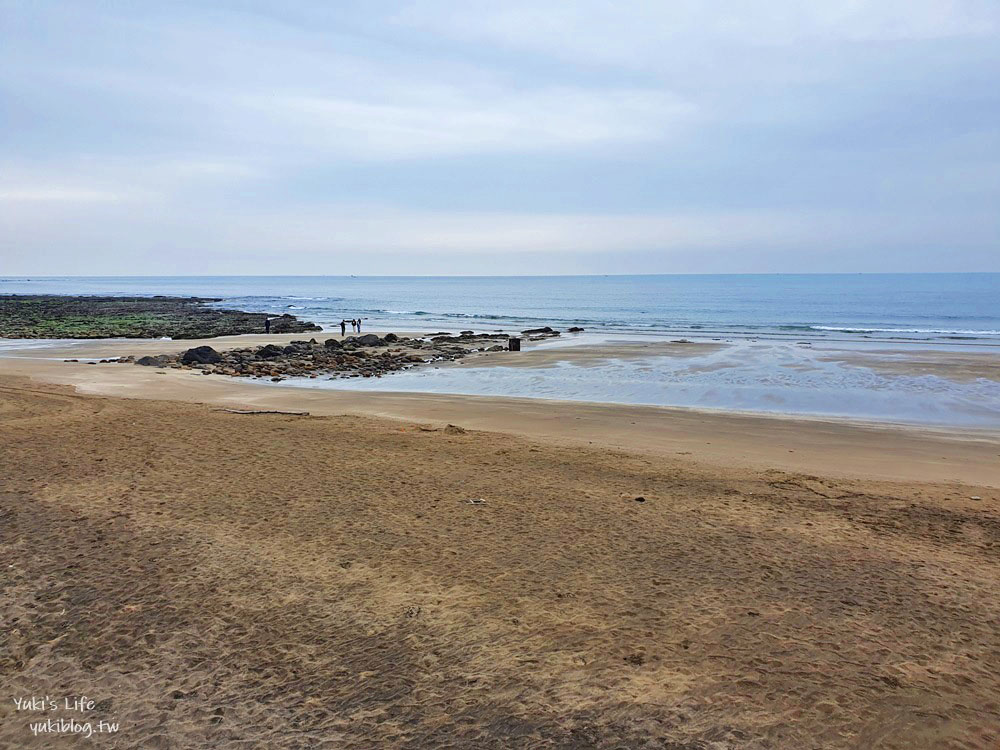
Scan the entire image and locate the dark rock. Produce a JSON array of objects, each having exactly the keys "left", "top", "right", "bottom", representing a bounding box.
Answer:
[
  {"left": 522, "top": 326, "right": 555, "bottom": 335},
  {"left": 383, "top": 333, "right": 399, "bottom": 343},
  {"left": 324, "top": 338, "right": 342, "bottom": 349},
  {"left": 136, "top": 355, "right": 173, "bottom": 367},
  {"left": 257, "top": 344, "right": 284, "bottom": 359},
  {"left": 269, "top": 314, "right": 321, "bottom": 334},
  {"left": 568, "top": 327, "right": 584, "bottom": 332},
  {"left": 180, "top": 346, "right": 222, "bottom": 365},
  {"left": 435, "top": 332, "right": 508, "bottom": 343},
  {"left": 355, "top": 334, "right": 383, "bottom": 346}
]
